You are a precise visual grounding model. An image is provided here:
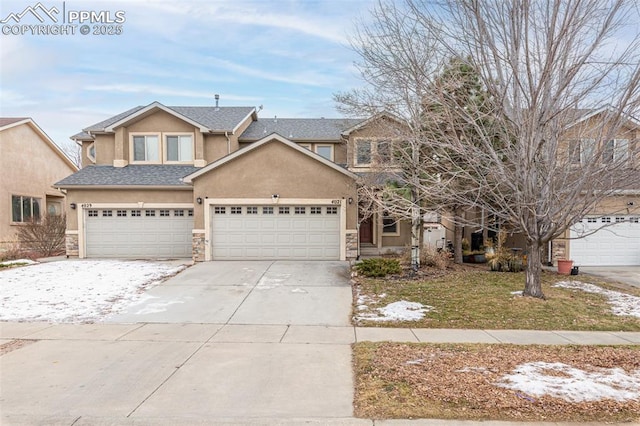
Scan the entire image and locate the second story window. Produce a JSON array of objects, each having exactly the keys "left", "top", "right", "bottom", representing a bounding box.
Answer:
[
  {"left": 166, "top": 135, "right": 193, "bottom": 162},
  {"left": 132, "top": 135, "right": 160, "bottom": 162},
  {"left": 315, "top": 145, "right": 333, "bottom": 161},
  {"left": 602, "top": 139, "right": 629, "bottom": 164},
  {"left": 356, "top": 140, "right": 372, "bottom": 165}
]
